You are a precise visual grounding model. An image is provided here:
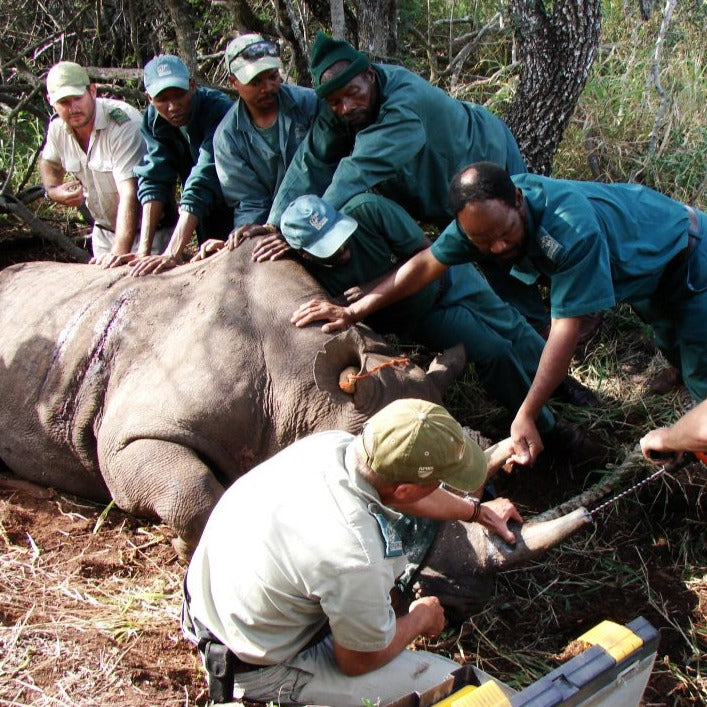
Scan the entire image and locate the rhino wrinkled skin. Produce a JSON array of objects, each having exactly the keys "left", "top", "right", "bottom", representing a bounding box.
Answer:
[{"left": 0, "top": 242, "right": 464, "bottom": 553}]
